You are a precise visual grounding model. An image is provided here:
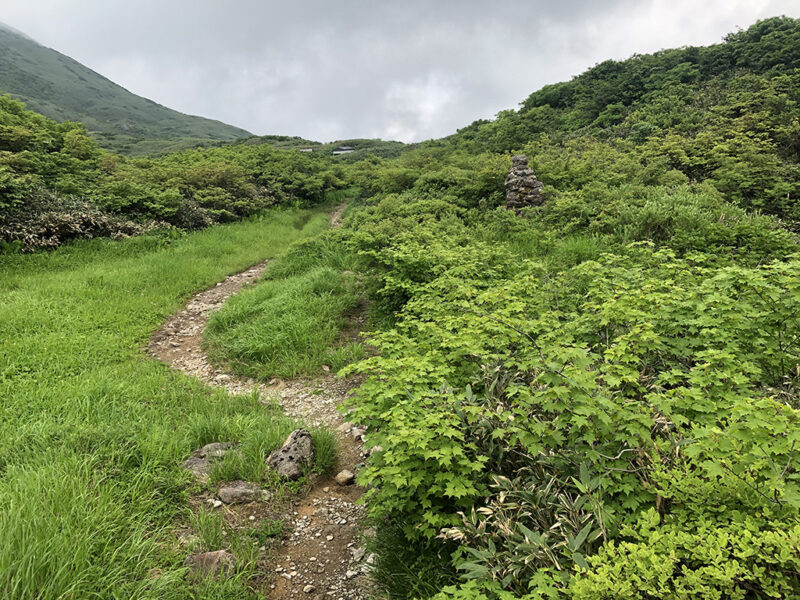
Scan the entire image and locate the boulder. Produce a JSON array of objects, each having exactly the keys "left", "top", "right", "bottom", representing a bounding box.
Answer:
[
  {"left": 184, "top": 550, "right": 235, "bottom": 578},
  {"left": 505, "top": 154, "right": 544, "bottom": 212},
  {"left": 217, "top": 480, "right": 261, "bottom": 504},
  {"left": 267, "top": 429, "right": 314, "bottom": 480}
]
